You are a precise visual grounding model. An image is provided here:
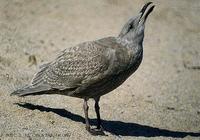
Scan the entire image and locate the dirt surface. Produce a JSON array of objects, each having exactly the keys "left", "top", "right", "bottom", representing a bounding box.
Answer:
[{"left": 0, "top": 0, "right": 200, "bottom": 139}]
